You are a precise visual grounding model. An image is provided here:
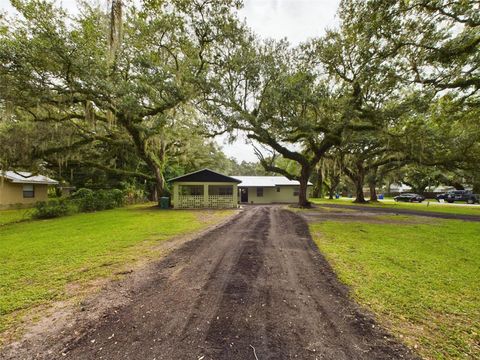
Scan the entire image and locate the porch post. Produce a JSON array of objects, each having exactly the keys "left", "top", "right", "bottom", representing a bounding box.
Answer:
[
  {"left": 233, "top": 184, "right": 238, "bottom": 207},
  {"left": 172, "top": 183, "right": 179, "bottom": 208},
  {"left": 203, "top": 184, "right": 209, "bottom": 208}
]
